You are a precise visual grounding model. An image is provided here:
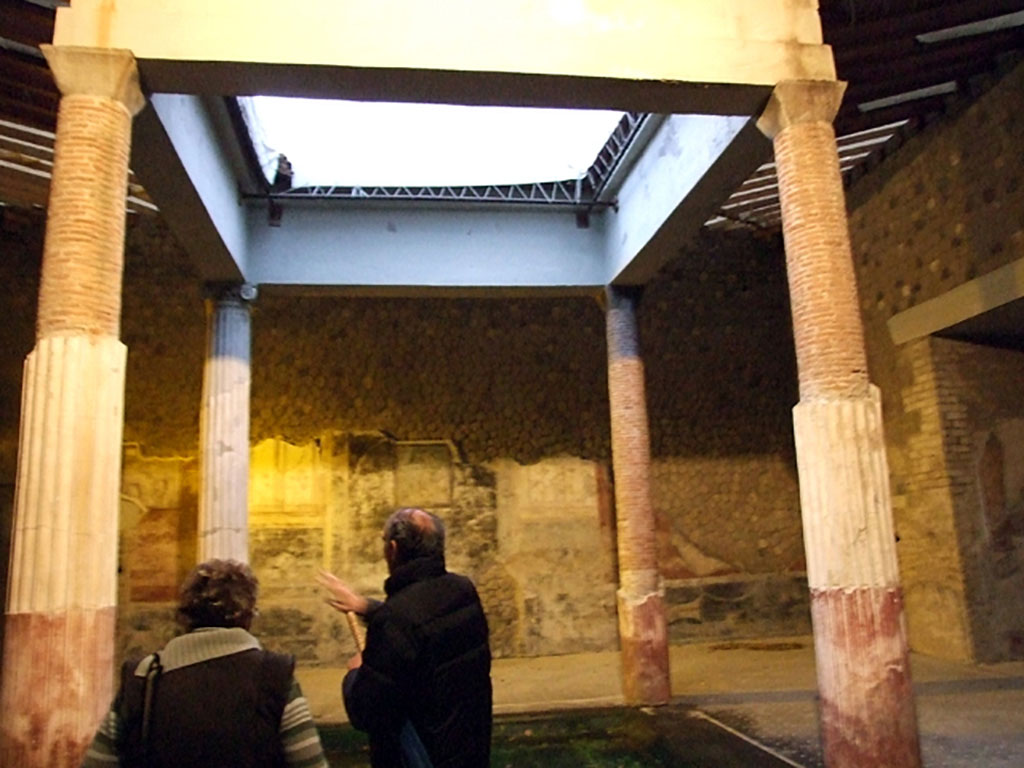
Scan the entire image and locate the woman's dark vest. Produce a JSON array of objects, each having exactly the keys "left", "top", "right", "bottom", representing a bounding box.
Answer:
[{"left": 115, "top": 647, "right": 294, "bottom": 768}]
